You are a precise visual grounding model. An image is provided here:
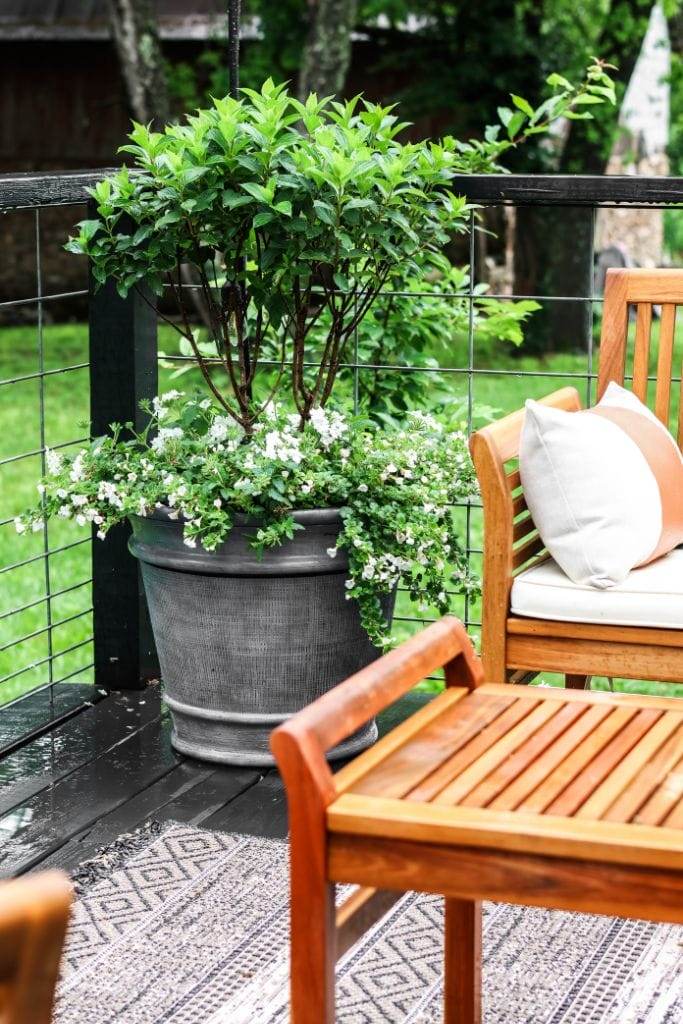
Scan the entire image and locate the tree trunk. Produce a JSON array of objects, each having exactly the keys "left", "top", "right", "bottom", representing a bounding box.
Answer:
[
  {"left": 513, "top": 0, "right": 653, "bottom": 354},
  {"left": 107, "top": 0, "right": 170, "bottom": 125},
  {"left": 298, "top": 0, "right": 358, "bottom": 100}
]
